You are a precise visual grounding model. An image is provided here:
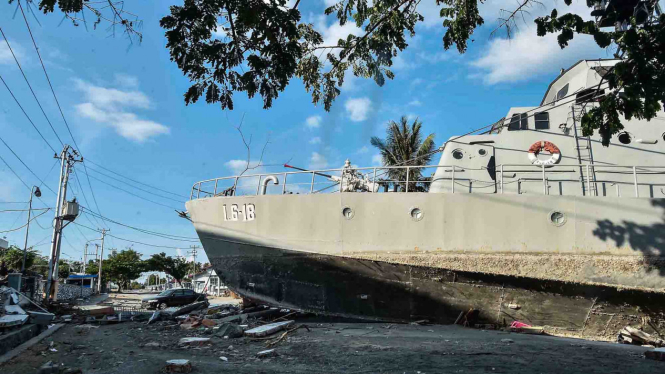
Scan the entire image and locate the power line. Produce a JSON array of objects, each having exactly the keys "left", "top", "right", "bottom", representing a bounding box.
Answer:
[
  {"left": 82, "top": 170, "right": 183, "bottom": 210},
  {"left": 0, "top": 153, "right": 30, "bottom": 191},
  {"left": 85, "top": 164, "right": 186, "bottom": 203},
  {"left": 72, "top": 221, "right": 190, "bottom": 249},
  {"left": 0, "top": 134, "right": 57, "bottom": 195},
  {"left": 17, "top": 0, "right": 110, "bottom": 234},
  {"left": 86, "top": 159, "right": 188, "bottom": 199},
  {"left": 0, "top": 208, "right": 50, "bottom": 212},
  {"left": 71, "top": 167, "right": 104, "bottom": 228},
  {"left": 0, "top": 75, "right": 57, "bottom": 154},
  {"left": 79, "top": 207, "right": 199, "bottom": 241},
  {"left": 0, "top": 208, "right": 50, "bottom": 233},
  {"left": 0, "top": 27, "right": 65, "bottom": 148}
]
